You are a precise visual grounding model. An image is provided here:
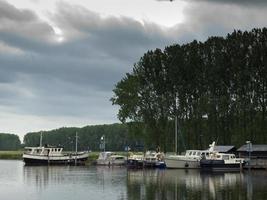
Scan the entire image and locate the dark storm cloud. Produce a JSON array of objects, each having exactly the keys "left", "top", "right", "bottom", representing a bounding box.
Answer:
[
  {"left": 170, "top": 0, "right": 267, "bottom": 44},
  {"left": 0, "top": 1, "right": 175, "bottom": 120},
  {"left": 0, "top": 1, "right": 55, "bottom": 42},
  {"left": 53, "top": 2, "right": 172, "bottom": 60}
]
